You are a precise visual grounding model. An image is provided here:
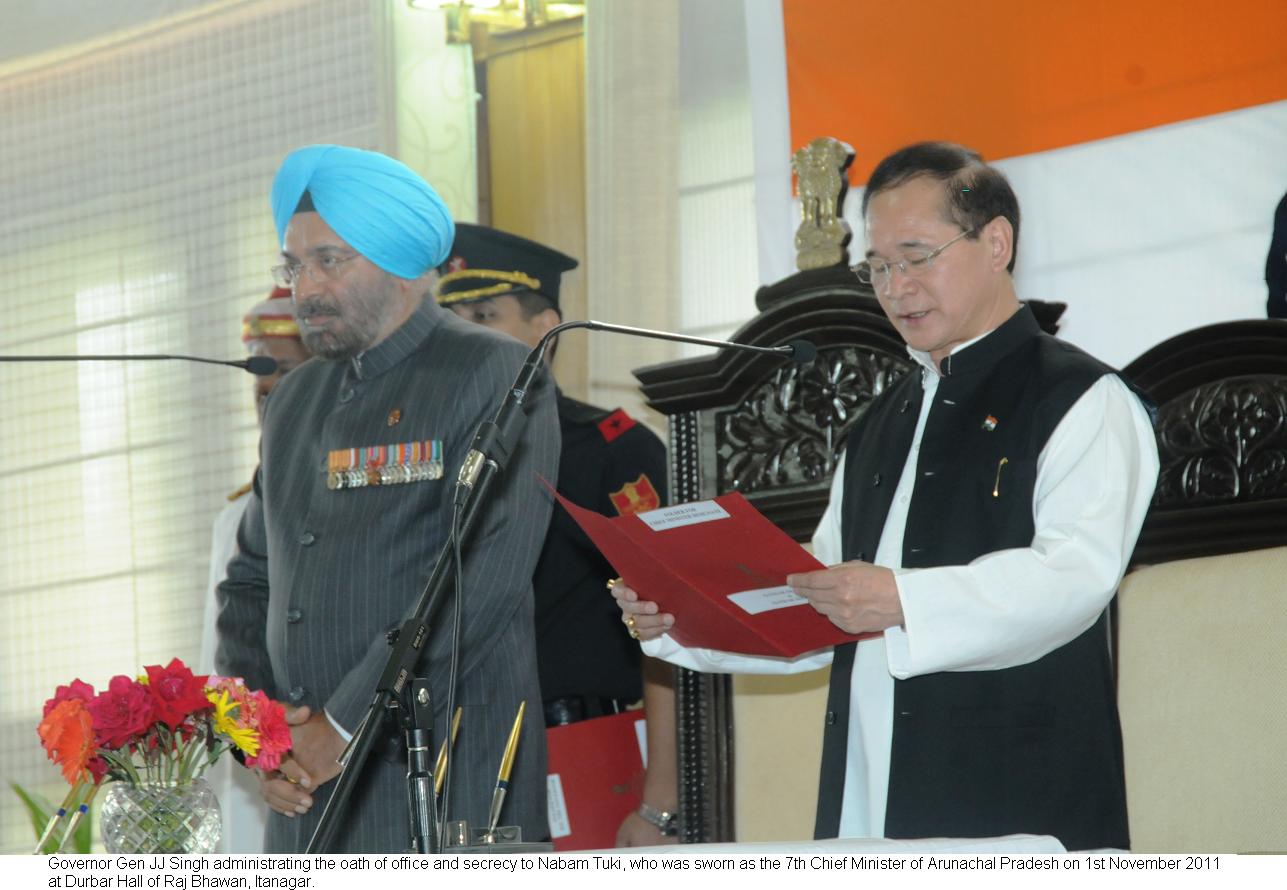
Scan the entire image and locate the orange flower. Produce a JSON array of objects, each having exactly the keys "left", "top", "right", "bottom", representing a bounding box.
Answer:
[{"left": 38, "top": 699, "right": 97, "bottom": 785}]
